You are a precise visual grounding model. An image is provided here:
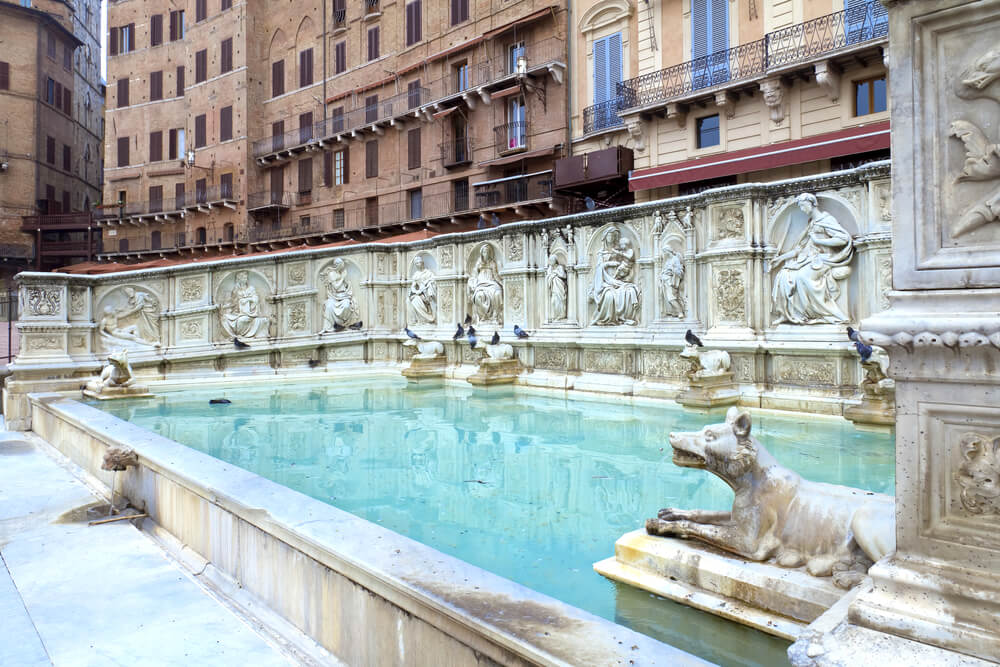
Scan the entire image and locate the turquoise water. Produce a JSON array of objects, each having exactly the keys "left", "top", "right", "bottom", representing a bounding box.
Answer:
[{"left": 93, "top": 378, "right": 894, "bottom": 667}]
